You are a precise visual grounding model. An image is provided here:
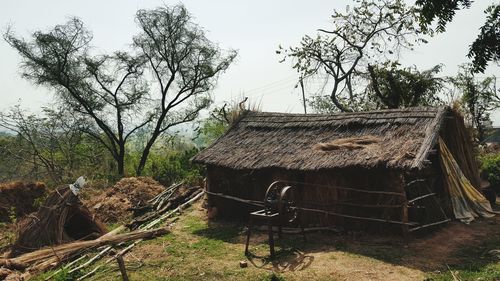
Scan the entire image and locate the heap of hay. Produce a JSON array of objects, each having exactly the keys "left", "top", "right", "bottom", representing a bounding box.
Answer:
[
  {"left": 313, "top": 135, "right": 380, "bottom": 151},
  {"left": 9, "top": 182, "right": 106, "bottom": 257},
  {"left": 0, "top": 182, "right": 46, "bottom": 222},
  {"left": 86, "top": 177, "right": 165, "bottom": 224}
]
